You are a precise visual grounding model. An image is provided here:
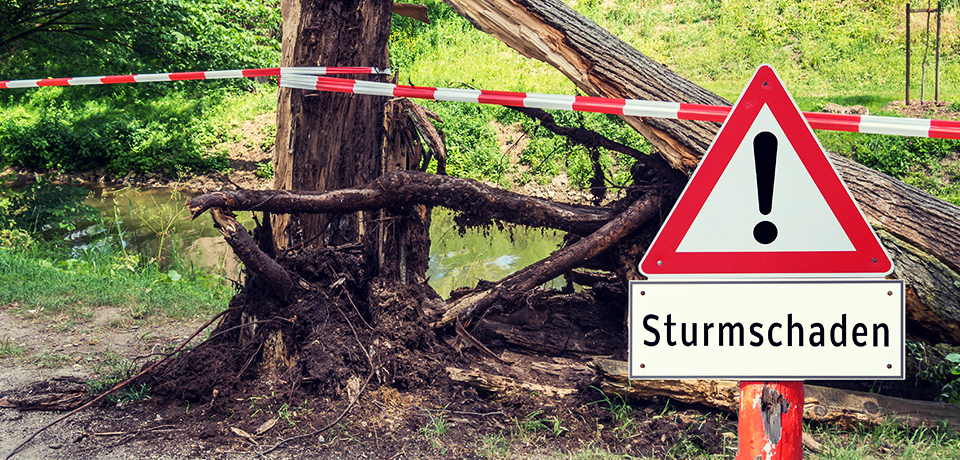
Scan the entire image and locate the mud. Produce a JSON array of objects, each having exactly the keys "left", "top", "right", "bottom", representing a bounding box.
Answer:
[{"left": 1, "top": 243, "right": 741, "bottom": 458}]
